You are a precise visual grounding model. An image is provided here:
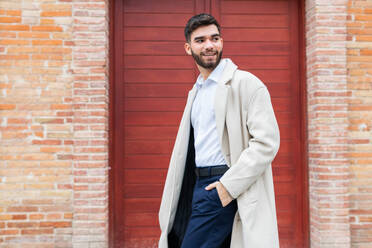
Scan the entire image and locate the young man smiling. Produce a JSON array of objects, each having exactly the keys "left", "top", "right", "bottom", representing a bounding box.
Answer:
[{"left": 159, "top": 14, "right": 281, "bottom": 248}]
